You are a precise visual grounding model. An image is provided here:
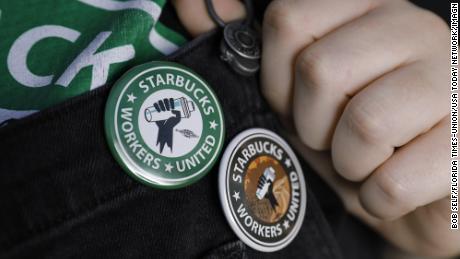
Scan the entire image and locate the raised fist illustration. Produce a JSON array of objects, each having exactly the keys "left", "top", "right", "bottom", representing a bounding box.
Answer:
[
  {"left": 152, "top": 98, "right": 181, "bottom": 153},
  {"left": 256, "top": 167, "right": 279, "bottom": 210}
]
